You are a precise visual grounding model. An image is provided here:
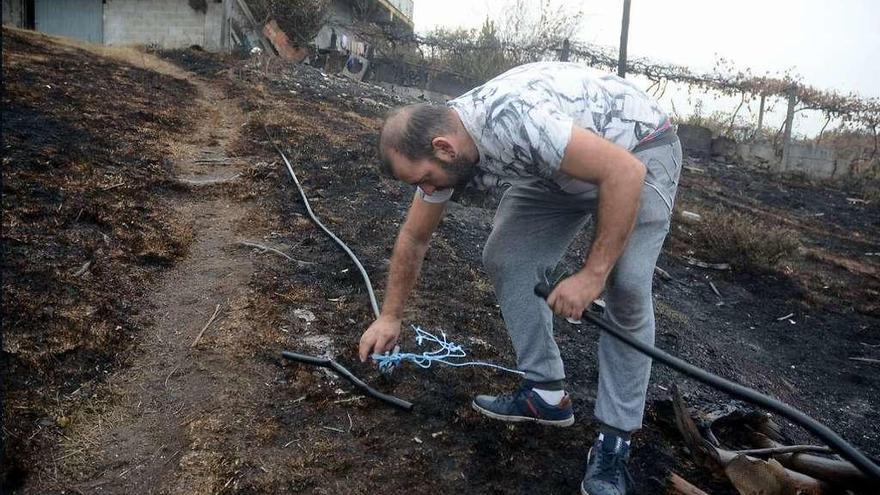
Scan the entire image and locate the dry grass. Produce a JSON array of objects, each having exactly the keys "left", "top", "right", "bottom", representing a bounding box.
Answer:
[
  {"left": 655, "top": 300, "right": 691, "bottom": 328},
  {"left": 674, "top": 205, "right": 802, "bottom": 273},
  {"left": 27, "top": 27, "right": 194, "bottom": 81},
  {"left": 471, "top": 268, "right": 494, "bottom": 296}
]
